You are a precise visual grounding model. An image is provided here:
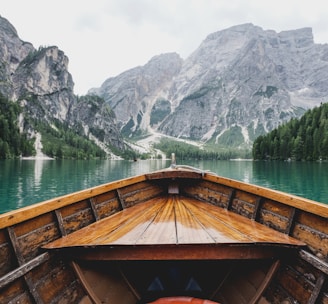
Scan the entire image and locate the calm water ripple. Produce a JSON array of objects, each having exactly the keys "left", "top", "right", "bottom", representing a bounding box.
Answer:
[{"left": 1, "top": 159, "right": 327, "bottom": 214}]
